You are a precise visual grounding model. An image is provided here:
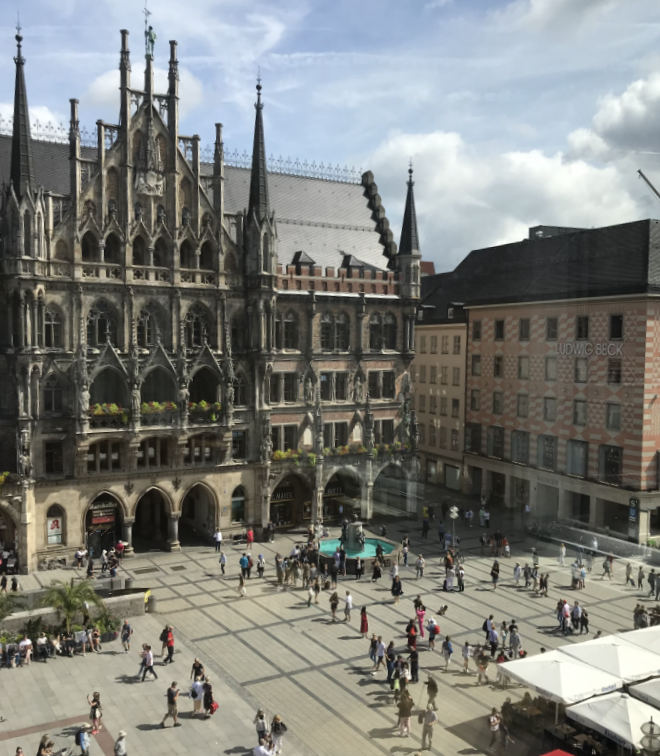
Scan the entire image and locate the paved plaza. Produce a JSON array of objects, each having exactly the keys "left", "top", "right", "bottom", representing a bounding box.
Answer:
[{"left": 0, "top": 514, "right": 650, "bottom": 755}]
